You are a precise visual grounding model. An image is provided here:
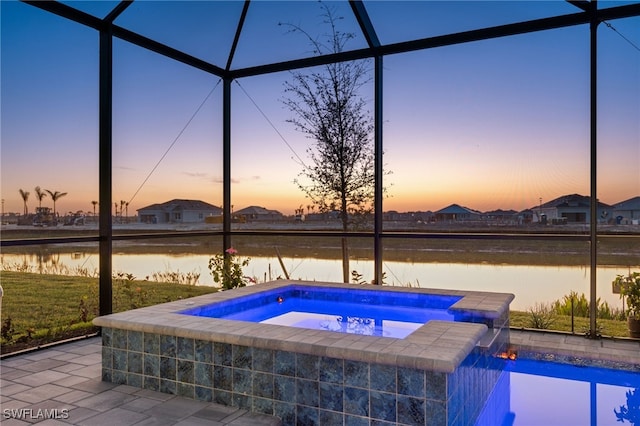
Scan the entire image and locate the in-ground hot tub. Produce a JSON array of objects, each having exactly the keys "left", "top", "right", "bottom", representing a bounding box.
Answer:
[
  {"left": 179, "top": 284, "right": 465, "bottom": 339},
  {"left": 94, "top": 280, "right": 514, "bottom": 425}
]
